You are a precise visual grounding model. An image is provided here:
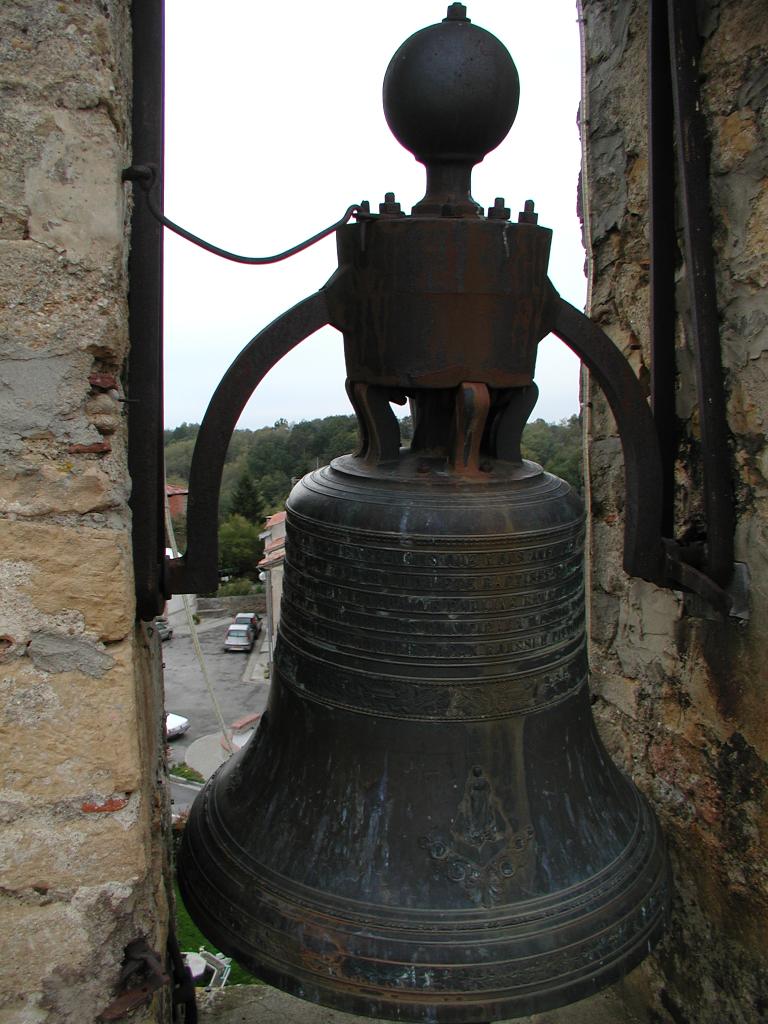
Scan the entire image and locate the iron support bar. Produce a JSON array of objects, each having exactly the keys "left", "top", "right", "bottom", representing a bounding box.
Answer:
[
  {"left": 165, "top": 289, "right": 333, "bottom": 597},
  {"left": 667, "top": 0, "right": 734, "bottom": 585},
  {"left": 126, "top": 0, "right": 166, "bottom": 620},
  {"left": 648, "top": 0, "right": 678, "bottom": 539},
  {"left": 167, "top": 932, "right": 197, "bottom": 1024}
]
